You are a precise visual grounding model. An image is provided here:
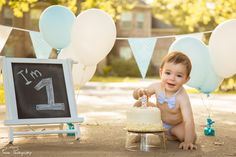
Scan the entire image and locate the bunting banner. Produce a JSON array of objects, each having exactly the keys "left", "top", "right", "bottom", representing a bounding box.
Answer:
[
  {"left": 128, "top": 37, "right": 157, "bottom": 78},
  {"left": 0, "top": 25, "right": 13, "bottom": 53},
  {"left": 0, "top": 24, "right": 213, "bottom": 80},
  {"left": 29, "top": 31, "right": 52, "bottom": 59},
  {"left": 175, "top": 32, "right": 204, "bottom": 41}
]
